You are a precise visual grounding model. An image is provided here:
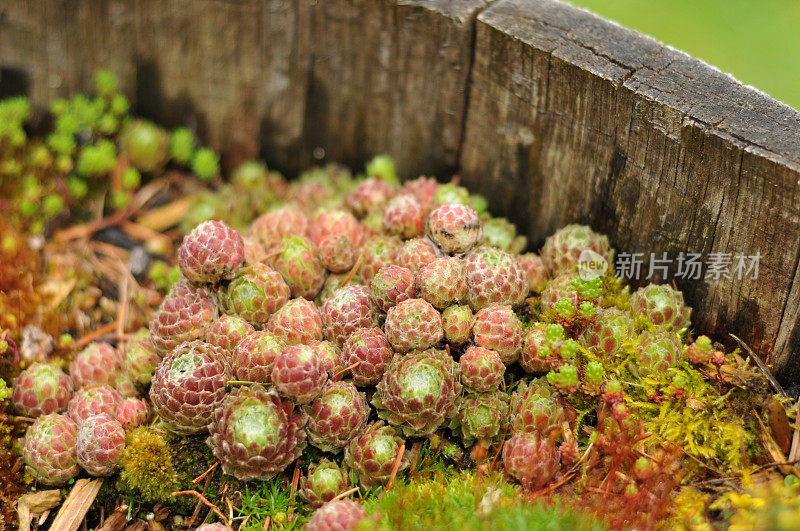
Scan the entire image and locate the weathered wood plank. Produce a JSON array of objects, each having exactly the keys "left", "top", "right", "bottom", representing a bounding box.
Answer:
[
  {"left": 0, "top": 0, "right": 485, "bottom": 176},
  {"left": 286, "top": 0, "right": 487, "bottom": 177},
  {"left": 459, "top": 0, "right": 800, "bottom": 385}
]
